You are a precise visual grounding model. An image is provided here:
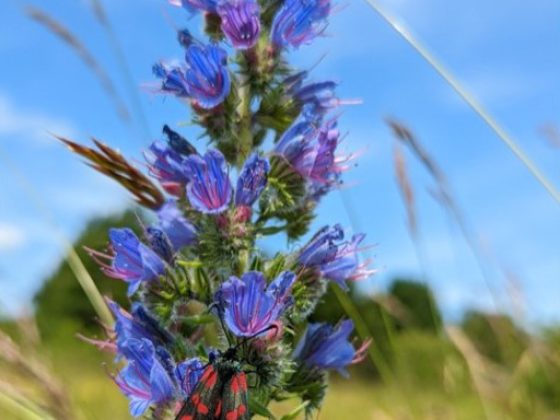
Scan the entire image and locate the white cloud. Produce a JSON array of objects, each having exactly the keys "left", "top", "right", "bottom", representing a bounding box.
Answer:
[
  {"left": 0, "top": 223, "right": 26, "bottom": 250},
  {"left": 0, "top": 95, "right": 76, "bottom": 145}
]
